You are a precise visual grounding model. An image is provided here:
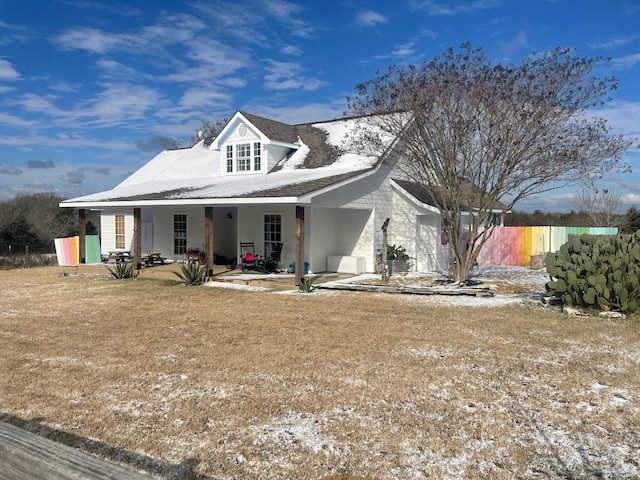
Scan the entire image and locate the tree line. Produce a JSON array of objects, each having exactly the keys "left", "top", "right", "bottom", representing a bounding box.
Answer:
[
  {"left": 505, "top": 208, "right": 640, "bottom": 233},
  {"left": 0, "top": 193, "right": 98, "bottom": 254}
]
